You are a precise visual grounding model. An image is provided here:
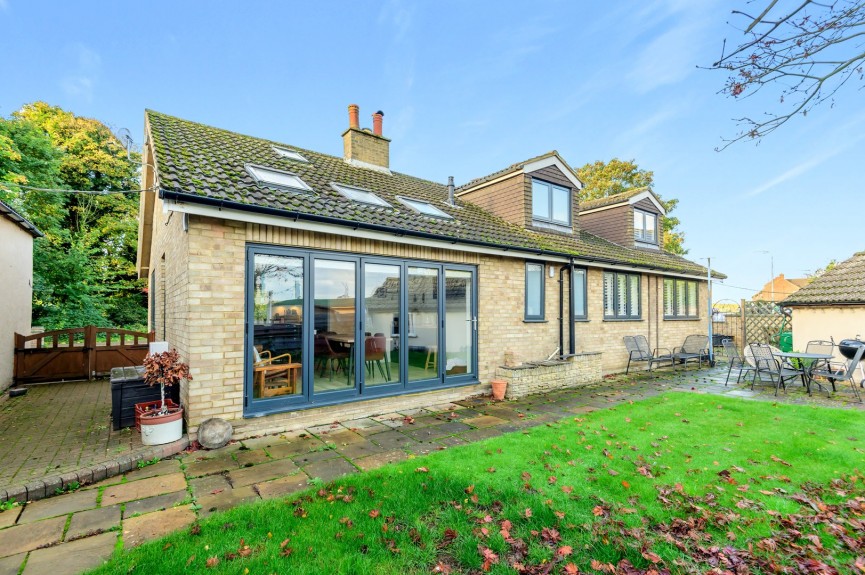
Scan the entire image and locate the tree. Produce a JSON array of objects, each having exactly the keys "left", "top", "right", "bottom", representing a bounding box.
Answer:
[
  {"left": 576, "top": 158, "right": 687, "bottom": 255},
  {"left": 806, "top": 259, "right": 838, "bottom": 278},
  {"left": 711, "top": 1, "right": 865, "bottom": 148},
  {"left": 0, "top": 103, "right": 145, "bottom": 329}
]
